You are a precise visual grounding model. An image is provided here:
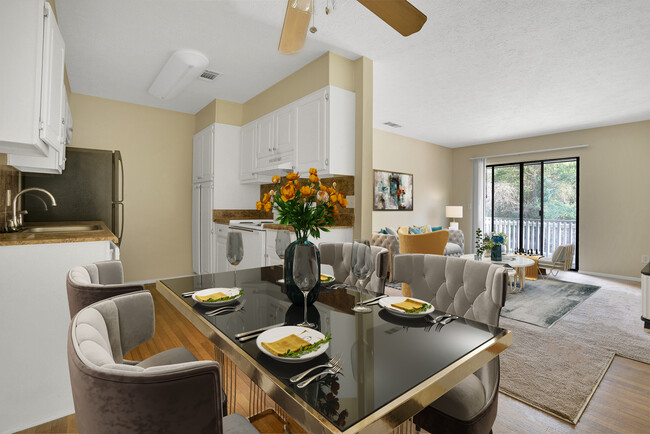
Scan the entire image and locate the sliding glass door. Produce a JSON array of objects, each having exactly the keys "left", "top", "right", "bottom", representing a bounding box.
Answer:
[{"left": 486, "top": 158, "right": 579, "bottom": 269}]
